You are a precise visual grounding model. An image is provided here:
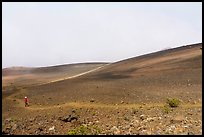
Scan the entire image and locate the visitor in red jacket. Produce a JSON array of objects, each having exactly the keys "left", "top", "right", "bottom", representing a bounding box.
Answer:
[{"left": 24, "top": 96, "right": 29, "bottom": 107}]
